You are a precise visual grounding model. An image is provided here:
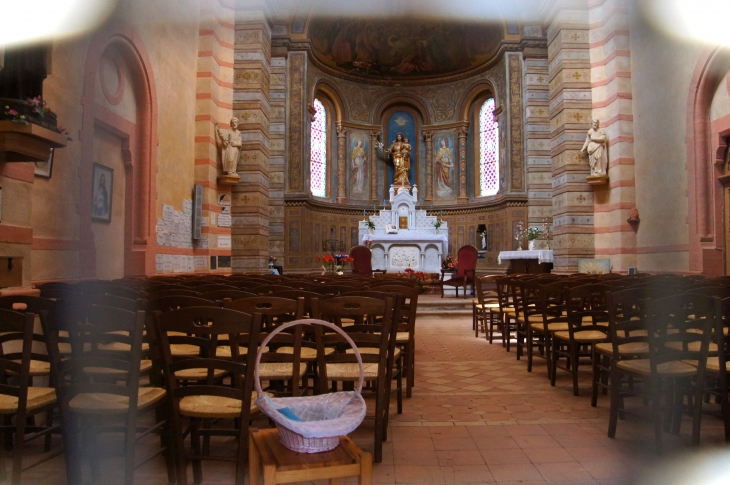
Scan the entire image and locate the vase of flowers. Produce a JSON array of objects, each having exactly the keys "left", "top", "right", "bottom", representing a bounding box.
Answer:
[
  {"left": 433, "top": 219, "right": 443, "bottom": 234},
  {"left": 442, "top": 255, "right": 457, "bottom": 270},
  {"left": 366, "top": 220, "right": 375, "bottom": 234},
  {"left": 399, "top": 267, "right": 428, "bottom": 293},
  {"left": 526, "top": 227, "right": 541, "bottom": 250}
]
